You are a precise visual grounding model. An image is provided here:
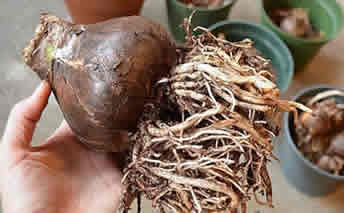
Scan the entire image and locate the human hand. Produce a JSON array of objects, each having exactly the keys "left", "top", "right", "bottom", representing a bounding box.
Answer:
[{"left": 0, "top": 82, "right": 123, "bottom": 213}]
